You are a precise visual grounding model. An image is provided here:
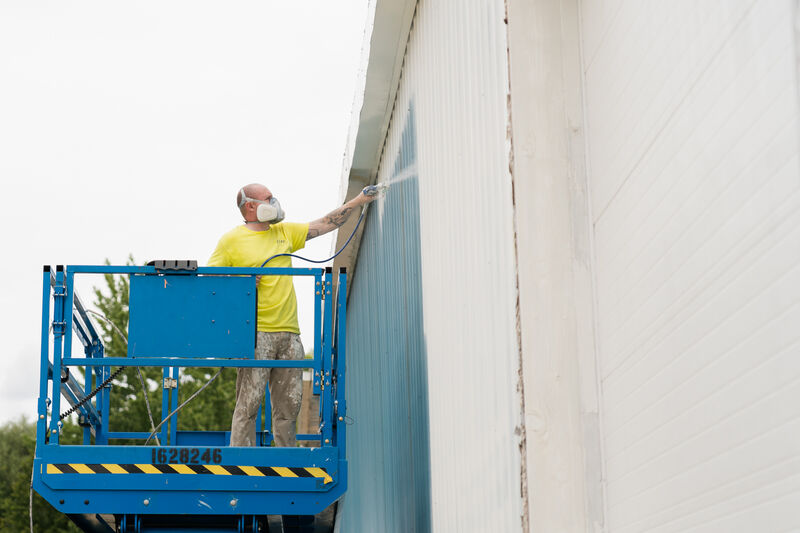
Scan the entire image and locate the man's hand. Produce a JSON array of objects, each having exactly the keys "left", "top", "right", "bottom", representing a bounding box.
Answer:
[{"left": 306, "top": 190, "right": 377, "bottom": 241}]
